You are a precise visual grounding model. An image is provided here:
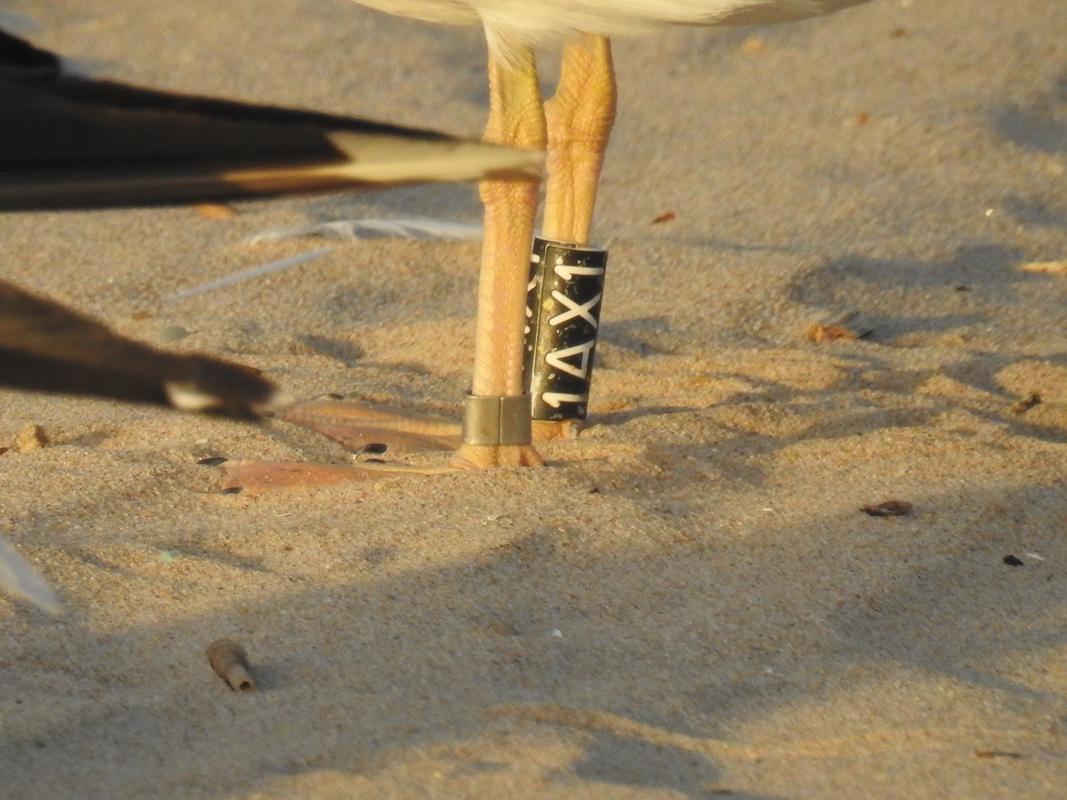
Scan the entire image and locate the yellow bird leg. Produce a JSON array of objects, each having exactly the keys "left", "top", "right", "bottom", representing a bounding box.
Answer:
[
  {"left": 454, "top": 45, "right": 547, "bottom": 469},
  {"left": 534, "top": 34, "right": 617, "bottom": 443},
  {"left": 543, "top": 34, "right": 617, "bottom": 245}
]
